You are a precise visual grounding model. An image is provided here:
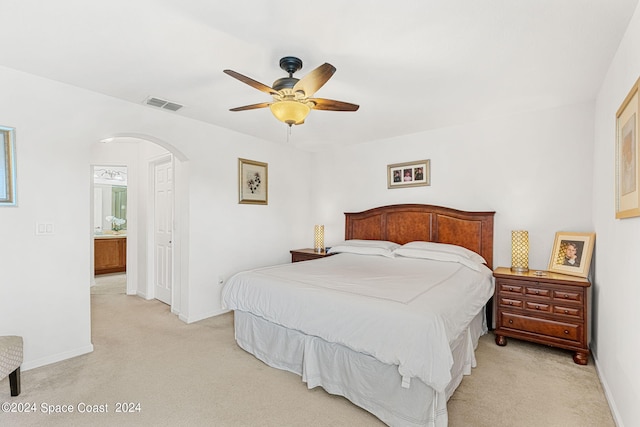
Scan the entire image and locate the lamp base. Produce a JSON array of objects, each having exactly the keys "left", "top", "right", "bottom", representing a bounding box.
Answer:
[{"left": 510, "top": 266, "right": 529, "bottom": 273}]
